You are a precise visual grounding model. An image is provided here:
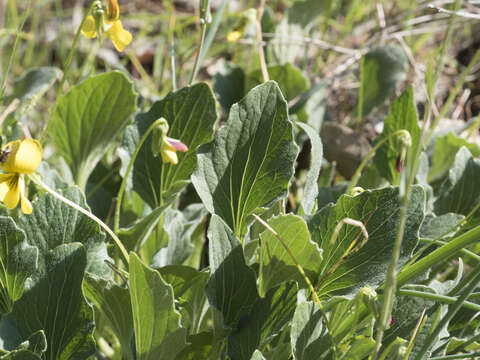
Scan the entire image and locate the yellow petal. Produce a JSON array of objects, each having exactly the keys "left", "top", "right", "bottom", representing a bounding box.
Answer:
[
  {"left": 0, "top": 174, "right": 20, "bottom": 210},
  {"left": 1, "top": 139, "right": 43, "bottom": 175},
  {"left": 81, "top": 15, "right": 98, "bottom": 39},
  {"left": 19, "top": 176, "right": 32, "bottom": 214},
  {"left": 107, "top": 20, "right": 132, "bottom": 52},
  {"left": 106, "top": 0, "right": 120, "bottom": 21},
  {"left": 161, "top": 148, "right": 178, "bottom": 164},
  {"left": 227, "top": 31, "right": 242, "bottom": 42}
]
